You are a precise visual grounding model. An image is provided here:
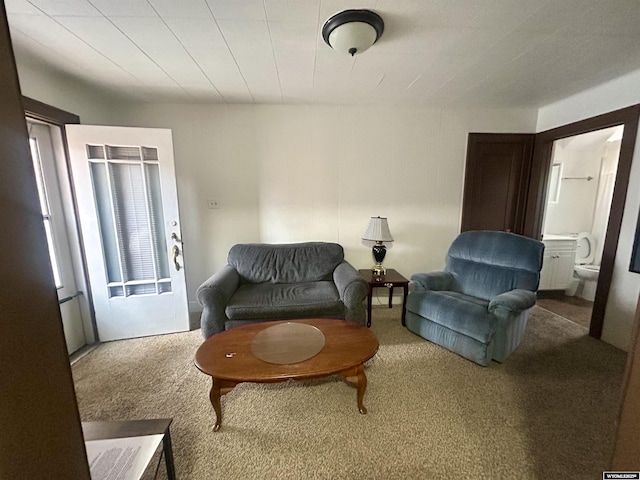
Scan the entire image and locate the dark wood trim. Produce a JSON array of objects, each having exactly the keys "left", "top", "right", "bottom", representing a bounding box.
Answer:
[
  {"left": 524, "top": 105, "right": 640, "bottom": 339},
  {"left": 23, "top": 96, "right": 80, "bottom": 125},
  {"left": 0, "top": 3, "right": 90, "bottom": 477},
  {"left": 630, "top": 207, "right": 640, "bottom": 273}
]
